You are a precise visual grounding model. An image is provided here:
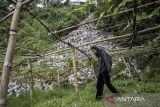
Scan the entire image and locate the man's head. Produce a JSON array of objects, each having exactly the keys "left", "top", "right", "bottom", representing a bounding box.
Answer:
[{"left": 91, "top": 45, "right": 99, "bottom": 56}]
